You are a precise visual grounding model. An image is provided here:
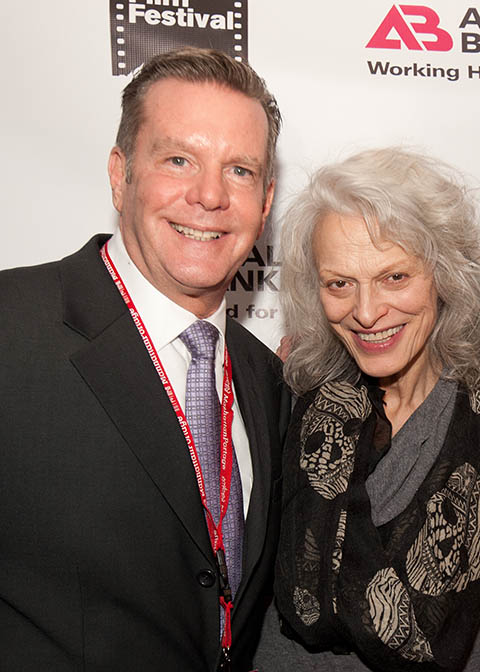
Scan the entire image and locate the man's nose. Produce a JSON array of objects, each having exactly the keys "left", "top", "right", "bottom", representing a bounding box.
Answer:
[
  {"left": 352, "top": 285, "right": 388, "bottom": 328},
  {"left": 185, "top": 168, "right": 230, "bottom": 211}
]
